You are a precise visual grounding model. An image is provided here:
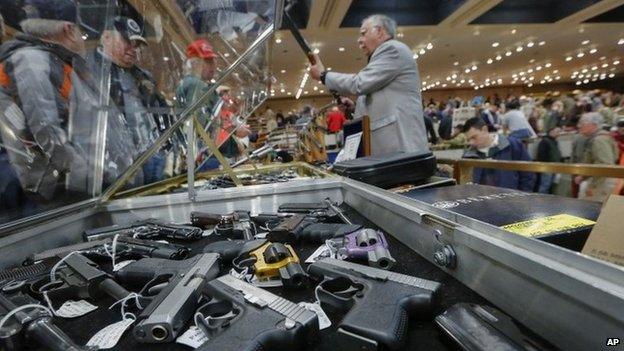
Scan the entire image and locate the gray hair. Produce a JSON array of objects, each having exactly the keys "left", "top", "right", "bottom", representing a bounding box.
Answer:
[
  {"left": 20, "top": 19, "right": 66, "bottom": 38},
  {"left": 363, "top": 14, "right": 396, "bottom": 39},
  {"left": 580, "top": 112, "right": 604, "bottom": 126}
]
